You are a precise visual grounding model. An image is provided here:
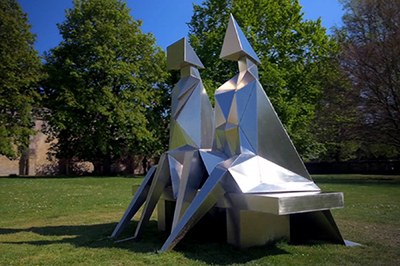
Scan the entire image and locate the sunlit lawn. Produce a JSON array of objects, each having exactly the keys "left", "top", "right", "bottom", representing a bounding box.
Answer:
[{"left": 0, "top": 175, "right": 399, "bottom": 265}]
